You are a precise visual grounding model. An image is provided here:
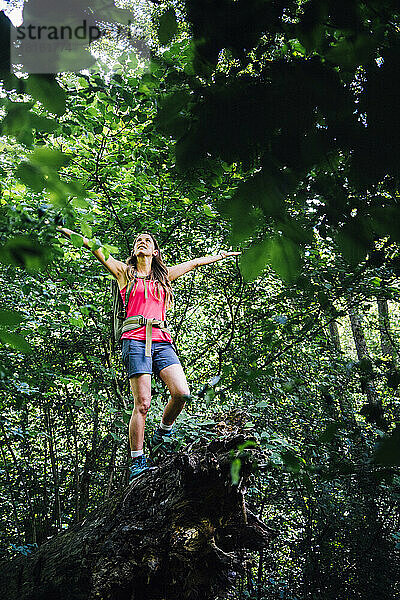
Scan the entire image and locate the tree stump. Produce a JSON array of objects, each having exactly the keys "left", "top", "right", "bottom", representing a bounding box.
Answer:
[{"left": 0, "top": 433, "right": 276, "bottom": 600}]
